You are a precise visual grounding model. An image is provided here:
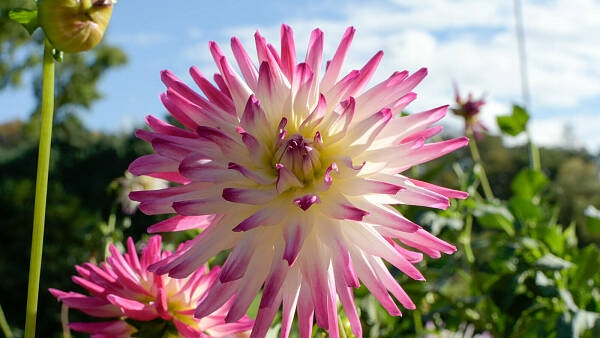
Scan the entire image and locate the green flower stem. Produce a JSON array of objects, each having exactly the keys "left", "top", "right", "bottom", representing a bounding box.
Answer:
[
  {"left": 466, "top": 131, "right": 494, "bottom": 200},
  {"left": 413, "top": 309, "right": 423, "bottom": 336},
  {"left": 24, "top": 39, "right": 55, "bottom": 338},
  {"left": 0, "top": 303, "right": 13, "bottom": 338},
  {"left": 461, "top": 214, "right": 475, "bottom": 264},
  {"left": 527, "top": 131, "right": 541, "bottom": 171}
]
